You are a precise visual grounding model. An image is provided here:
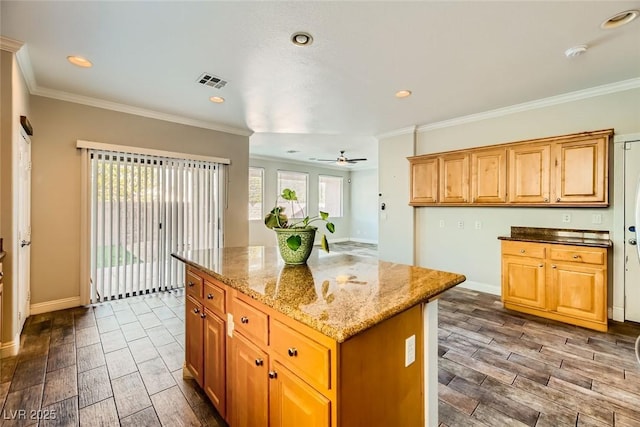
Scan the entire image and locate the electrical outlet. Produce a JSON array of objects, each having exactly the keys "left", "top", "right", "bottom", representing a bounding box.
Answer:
[
  {"left": 457, "top": 221, "right": 464, "bottom": 229},
  {"left": 592, "top": 214, "right": 602, "bottom": 224},
  {"left": 475, "top": 221, "right": 482, "bottom": 230},
  {"left": 405, "top": 335, "right": 416, "bottom": 367},
  {"left": 562, "top": 213, "right": 571, "bottom": 223},
  {"left": 439, "top": 220, "right": 445, "bottom": 228}
]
